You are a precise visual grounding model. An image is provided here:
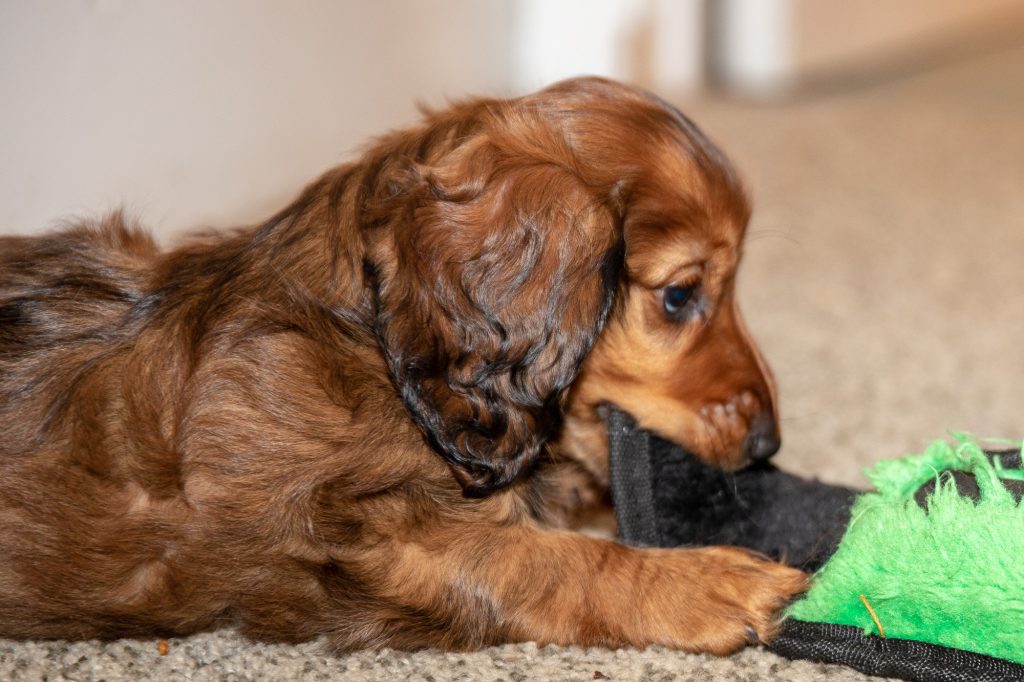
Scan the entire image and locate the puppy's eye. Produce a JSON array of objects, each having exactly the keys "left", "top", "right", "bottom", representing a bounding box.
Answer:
[{"left": 662, "top": 284, "right": 698, "bottom": 318}]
